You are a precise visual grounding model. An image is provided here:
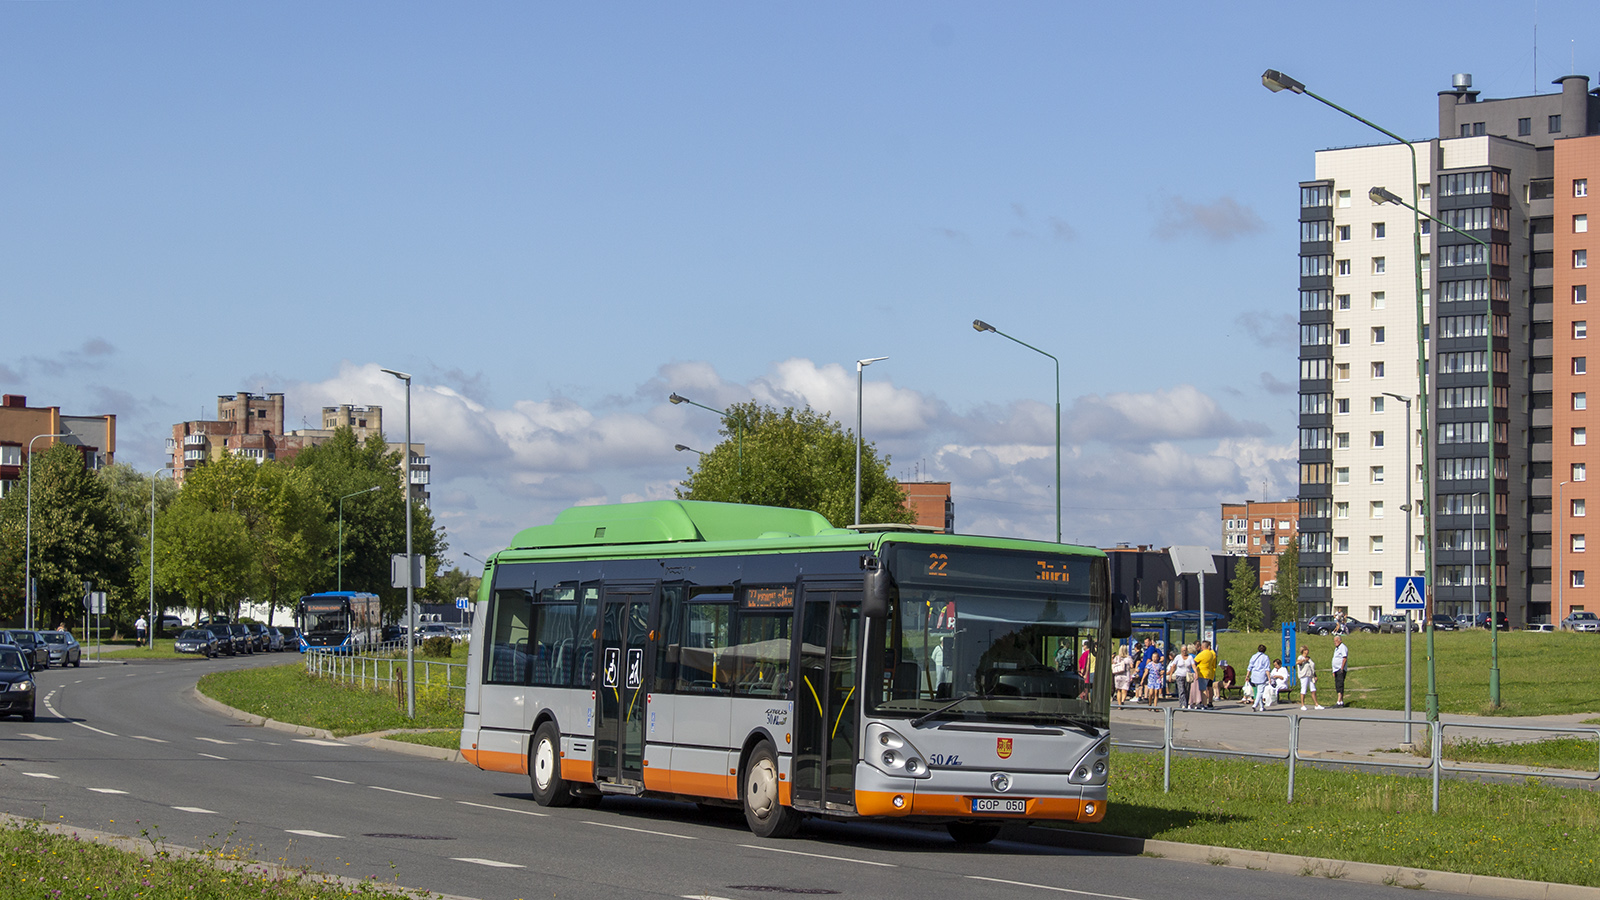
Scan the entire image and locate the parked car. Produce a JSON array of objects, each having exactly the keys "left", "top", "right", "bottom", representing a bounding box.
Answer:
[
  {"left": 0, "top": 646, "right": 37, "bottom": 721},
  {"left": 202, "top": 624, "right": 240, "bottom": 656},
  {"left": 447, "top": 624, "right": 471, "bottom": 641},
  {"left": 250, "top": 623, "right": 284, "bottom": 652},
  {"left": 159, "top": 614, "right": 184, "bottom": 634},
  {"left": 229, "top": 623, "right": 258, "bottom": 654},
  {"left": 1429, "top": 614, "right": 1459, "bottom": 631},
  {"left": 173, "top": 629, "right": 220, "bottom": 658},
  {"left": 0, "top": 631, "right": 50, "bottom": 670},
  {"left": 416, "top": 624, "right": 454, "bottom": 642},
  {"left": 1453, "top": 614, "right": 1475, "bottom": 630},
  {"left": 1561, "top": 610, "right": 1600, "bottom": 632},
  {"left": 1473, "top": 612, "right": 1510, "bottom": 630},
  {"left": 1378, "top": 614, "right": 1420, "bottom": 633},
  {"left": 1527, "top": 622, "right": 1555, "bottom": 632},
  {"left": 39, "top": 631, "right": 81, "bottom": 667},
  {"left": 1302, "top": 614, "right": 1376, "bottom": 635},
  {"left": 278, "top": 626, "right": 306, "bottom": 653}
]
